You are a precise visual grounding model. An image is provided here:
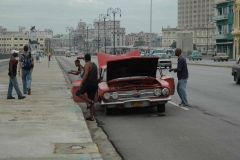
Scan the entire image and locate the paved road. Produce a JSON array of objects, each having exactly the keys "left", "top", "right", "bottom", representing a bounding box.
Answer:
[{"left": 58, "top": 56, "right": 240, "bottom": 160}]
